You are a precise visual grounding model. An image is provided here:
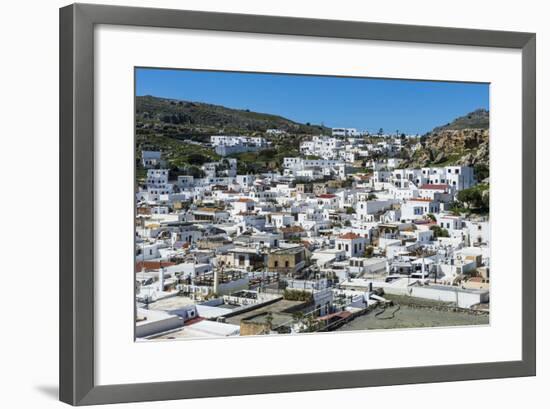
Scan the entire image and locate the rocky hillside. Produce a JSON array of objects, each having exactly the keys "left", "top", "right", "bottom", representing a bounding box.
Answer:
[
  {"left": 135, "top": 95, "right": 331, "bottom": 174},
  {"left": 136, "top": 95, "right": 330, "bottom": 136},
  {"left": 407, "top": 109, "right": 489, "bottom": 170}
]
